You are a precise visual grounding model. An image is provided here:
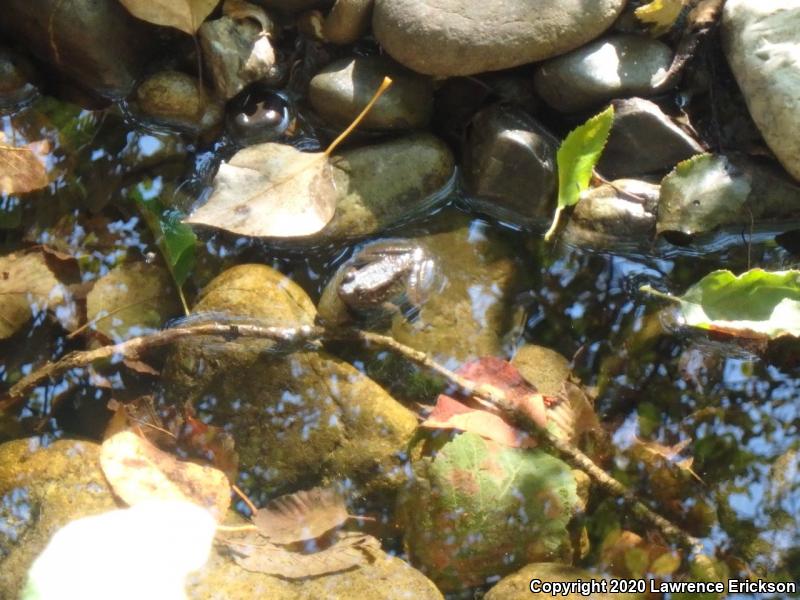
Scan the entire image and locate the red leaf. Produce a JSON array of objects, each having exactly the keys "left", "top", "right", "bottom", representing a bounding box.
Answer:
[
  {"left": 421, "top": 357, "right": 554, "bottom": 449},
  {"left": 422, "top": 395, "right": 537, "bottom": 448}
]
